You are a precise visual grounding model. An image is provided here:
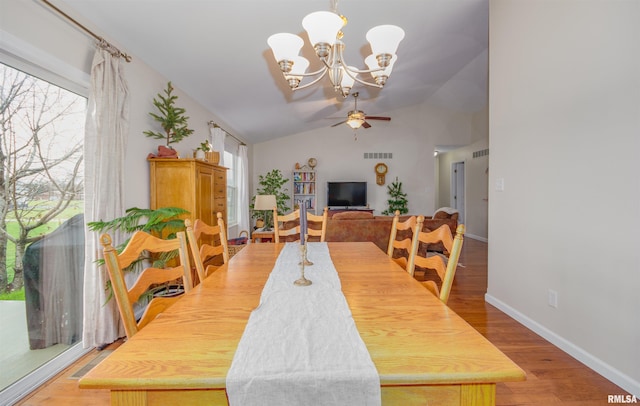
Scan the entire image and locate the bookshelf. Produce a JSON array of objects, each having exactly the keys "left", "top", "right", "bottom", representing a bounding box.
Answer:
[{"left": 292, "top": 170, "right": 317, "bottom": 214}]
